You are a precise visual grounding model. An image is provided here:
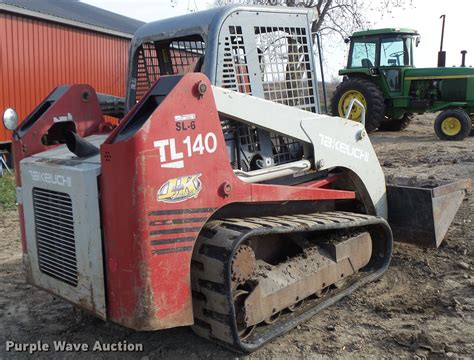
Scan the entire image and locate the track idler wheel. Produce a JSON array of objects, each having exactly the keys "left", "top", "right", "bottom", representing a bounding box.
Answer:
[{"left": 231, "top": 244, "right": 256, "bottom": 287}]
